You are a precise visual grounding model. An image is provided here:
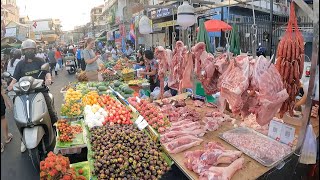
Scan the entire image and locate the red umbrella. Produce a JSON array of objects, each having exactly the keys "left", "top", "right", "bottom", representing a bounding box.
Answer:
[{"left": 197, "top": 19, "right": 232, "bottom": 32}]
